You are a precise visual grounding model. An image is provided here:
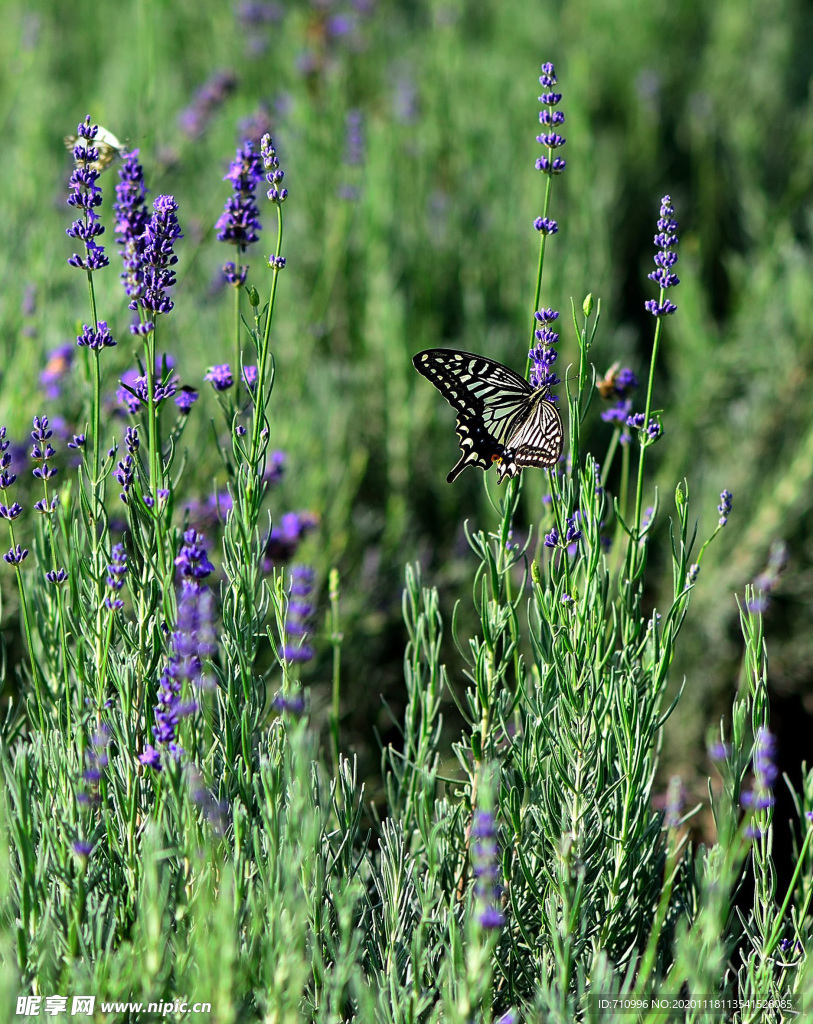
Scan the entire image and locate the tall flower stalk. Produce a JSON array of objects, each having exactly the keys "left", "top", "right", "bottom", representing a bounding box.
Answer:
[
  {"left": 632, "top": 195, "right": 679, "bottom": 540},
  {"left": 216, "top": 141, "right": 264, "bottom": 374}
]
